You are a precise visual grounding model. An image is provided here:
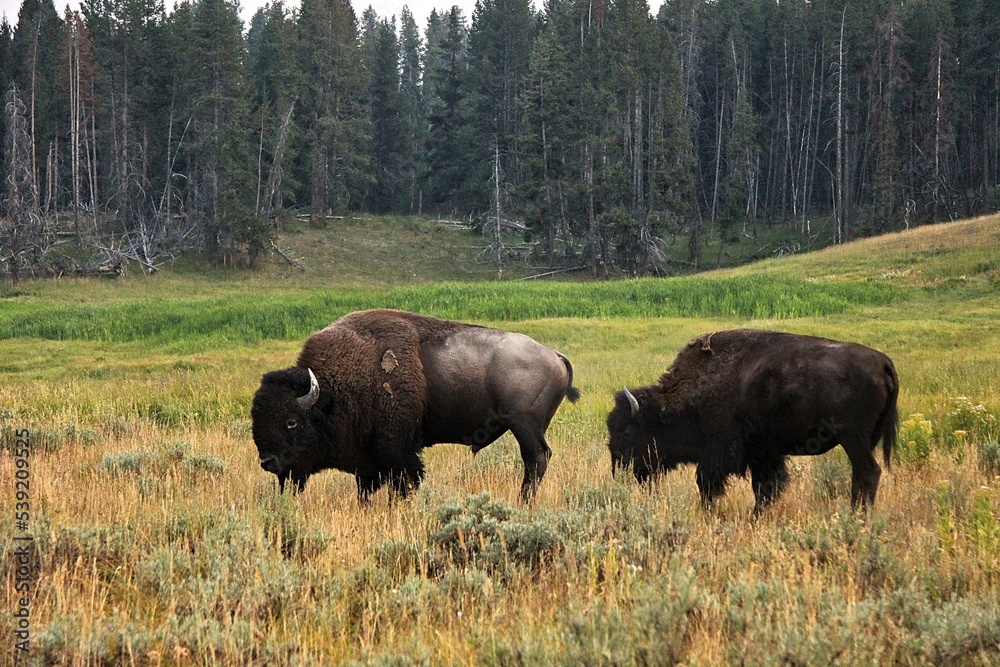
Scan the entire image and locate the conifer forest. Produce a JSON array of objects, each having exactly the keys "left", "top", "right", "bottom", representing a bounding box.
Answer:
[{"left": 2, "top": 0, "right": 999, "bottom": 277}]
